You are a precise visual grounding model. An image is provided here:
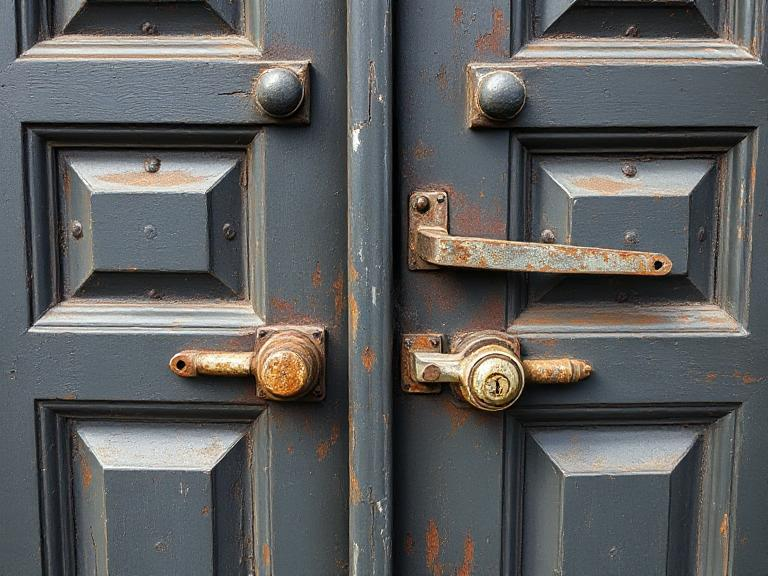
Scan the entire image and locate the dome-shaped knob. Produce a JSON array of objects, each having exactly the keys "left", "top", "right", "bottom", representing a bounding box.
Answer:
[
  {"left": 254, "top": 331, "right": 321, "bottom": 399},
  {"left": 459, "top": 345, "right": 525, "bottom": 411},
  {"left": 477, "top": 71, "right": 526, "bottom": 121},
  {"left": 255, "top": 68, "right": 305, "bottom": 118}
]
